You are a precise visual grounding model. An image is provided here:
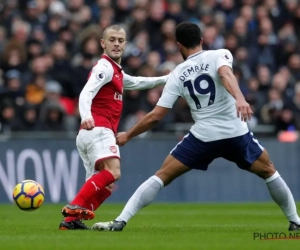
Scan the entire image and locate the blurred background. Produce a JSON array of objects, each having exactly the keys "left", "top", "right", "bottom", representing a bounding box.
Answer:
[
  {"left": 0, "top": 0, "right": 300, "bottom": 136},
  {"left": 0, "top": 0, "right": 300, "bottom": 204}
]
